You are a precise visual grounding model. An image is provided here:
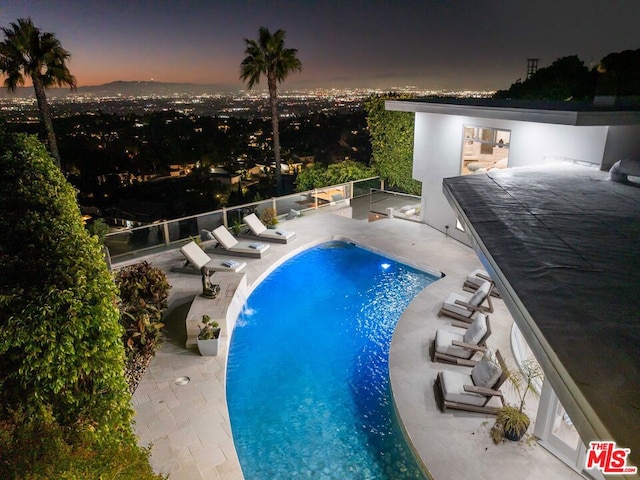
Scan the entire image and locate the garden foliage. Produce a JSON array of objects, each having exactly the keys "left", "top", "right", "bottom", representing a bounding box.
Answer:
[
  {"left": 365, "top": 94, "right": 422, "bottom": 195},
  {"left": 0, "top": 132, "right": 161, "bottom": 478}
]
